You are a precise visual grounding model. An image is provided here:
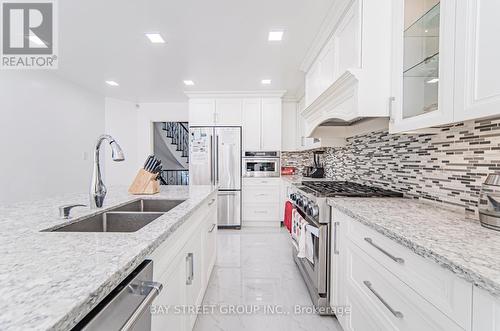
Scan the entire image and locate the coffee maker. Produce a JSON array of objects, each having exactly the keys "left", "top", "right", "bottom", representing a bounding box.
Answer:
[{"left": 308, "top": 151, "right": 325, "bottom": 178}]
